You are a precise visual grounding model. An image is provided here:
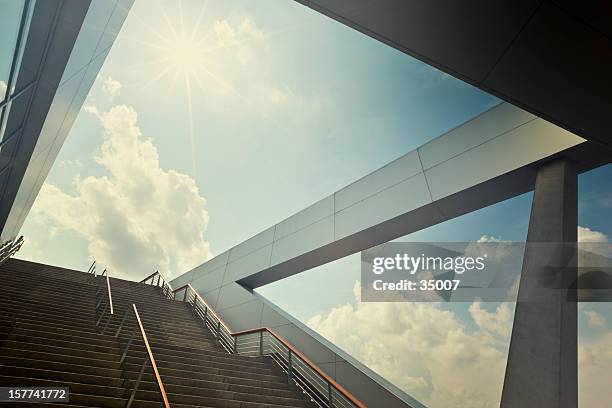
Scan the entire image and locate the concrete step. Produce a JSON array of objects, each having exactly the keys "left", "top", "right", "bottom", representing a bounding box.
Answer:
[{"left": 0, "top": 259, "right": 312, "bottom": 408}]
